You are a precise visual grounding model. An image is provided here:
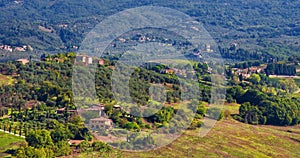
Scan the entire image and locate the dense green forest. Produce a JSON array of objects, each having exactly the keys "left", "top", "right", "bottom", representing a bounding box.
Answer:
[
  {"left": 0, "top": 0, "right": 299, "bottom": 61},
  {"left": 265, "top": 63, "right": 296, "bottom": 76}
]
